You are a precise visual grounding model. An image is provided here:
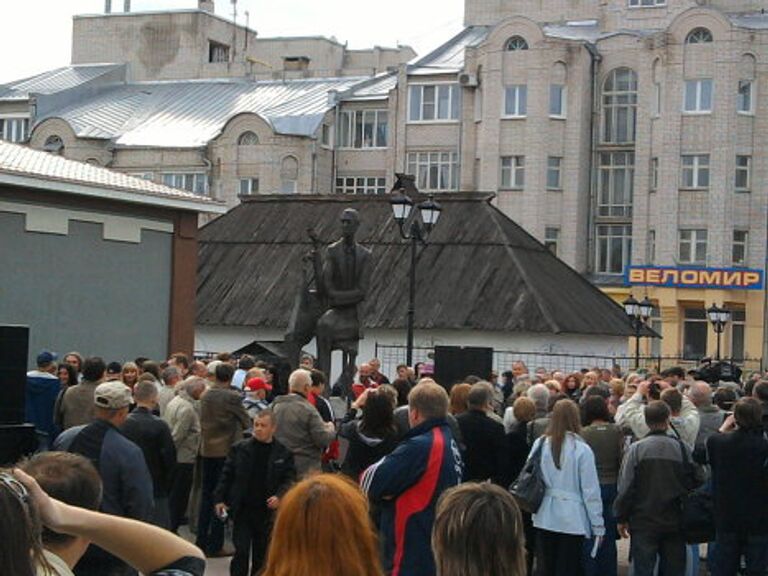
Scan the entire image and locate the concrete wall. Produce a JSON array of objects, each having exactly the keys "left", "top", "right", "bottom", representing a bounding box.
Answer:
[{"left": 0, "top": 200, "right": 173, "bottom": 366}]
